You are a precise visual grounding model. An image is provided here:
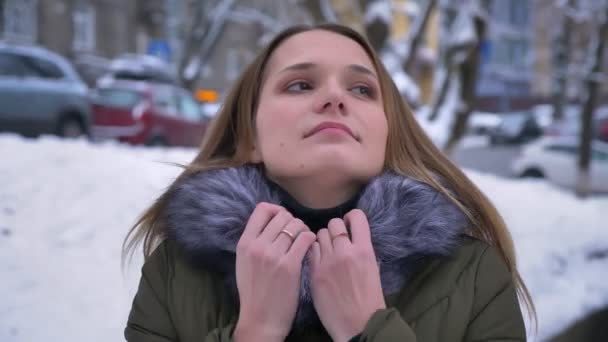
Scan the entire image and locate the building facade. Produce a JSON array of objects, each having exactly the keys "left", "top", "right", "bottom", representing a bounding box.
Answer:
[
  {"left": 475, "top": 0, "right": 535, "bottom": 112},
  {"left": 533, "top": 0, "right": 608, "bottom": 104},
  {"left": 1, "top": 0, "right": 146, "bottom": 84}
]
